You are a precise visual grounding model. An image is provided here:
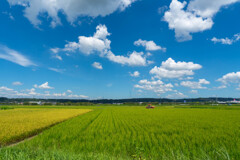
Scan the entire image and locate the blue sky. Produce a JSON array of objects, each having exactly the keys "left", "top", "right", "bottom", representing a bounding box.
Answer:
[{"left": 0, "top": 0, "right": 240, "bottom": 99}]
